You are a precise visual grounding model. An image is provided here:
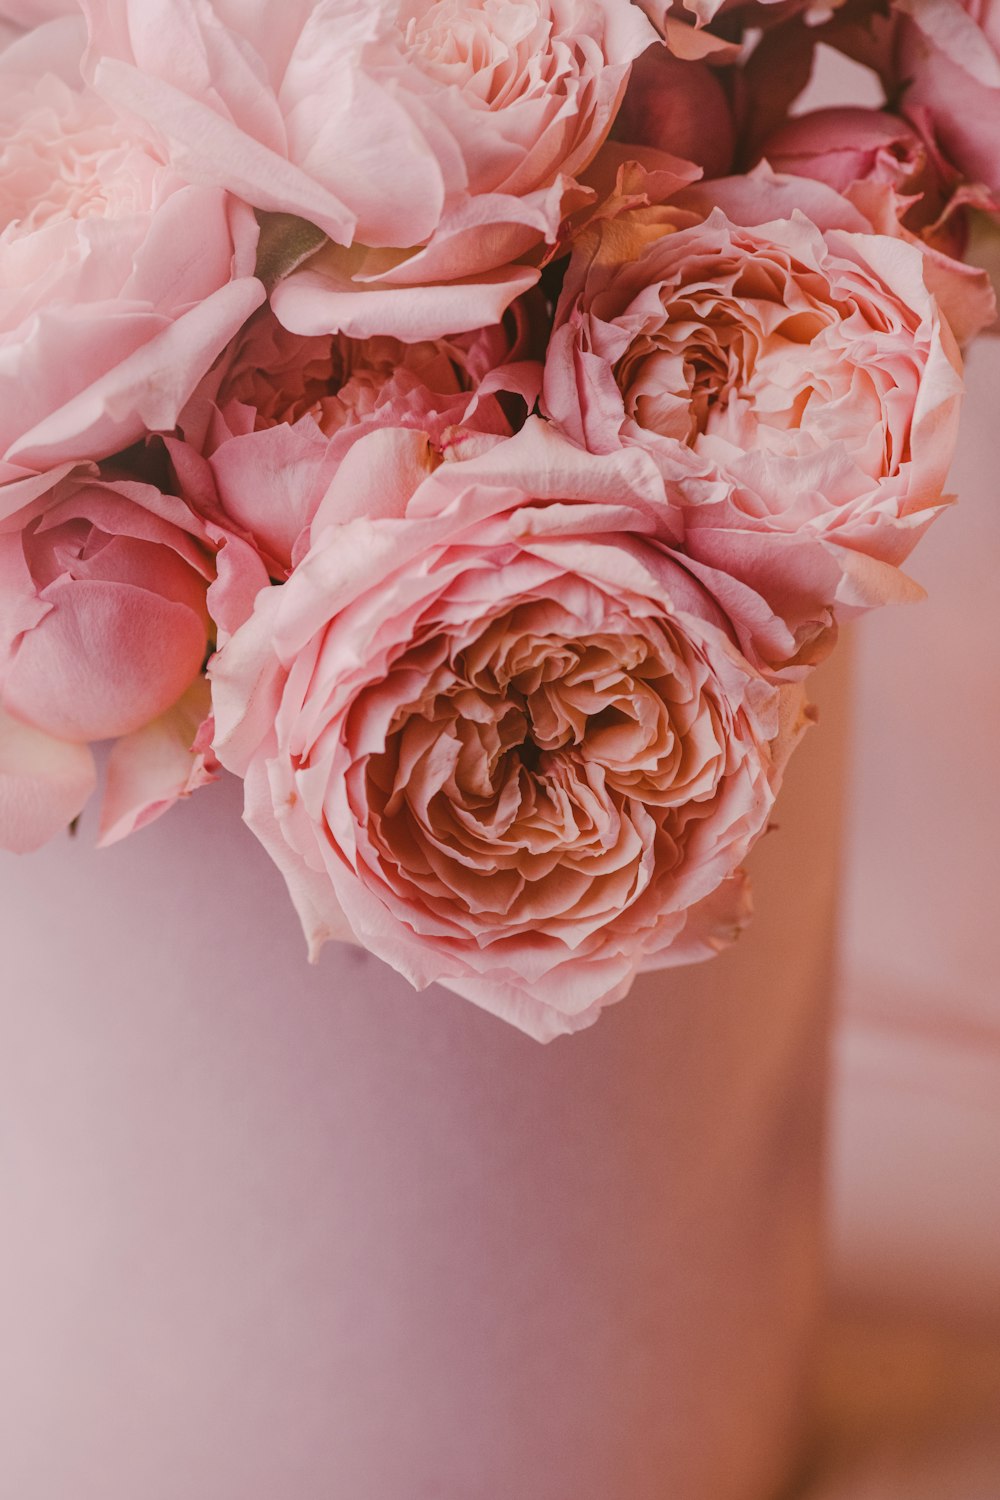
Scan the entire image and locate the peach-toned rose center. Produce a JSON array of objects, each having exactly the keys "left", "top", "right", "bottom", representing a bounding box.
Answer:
[
  {"left": 614, "top": 248, "right": 904, "bottom": 479},
  {"left": 351, "top": 587, "right": 729, "bottom": 931}
]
